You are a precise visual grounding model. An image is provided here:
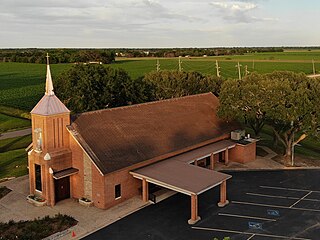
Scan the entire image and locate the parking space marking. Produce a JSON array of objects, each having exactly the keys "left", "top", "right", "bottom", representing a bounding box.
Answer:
[
  {"left": 247, "top": 192, "right": 320, "bottom": 203},
  {"left": 260, "top": 185, "right": 320, "bottom": 193},
  {"left": 290, "top": 191, "right": 313, "bottom": 208},
  {"left": 246, "top": 192, "right": 300, "bottom": 200},
  {"left": 218, "top": 213, "right": 276, "bottom": 222},
  {"left": 246, "top": 234, "right": 255, "bottom": 240},
  {"left": 191, "top": 226, "right": 312, "bottom": 240},
  {"left": 232, "top": 200, "right": 320, "bottom": 212}
]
